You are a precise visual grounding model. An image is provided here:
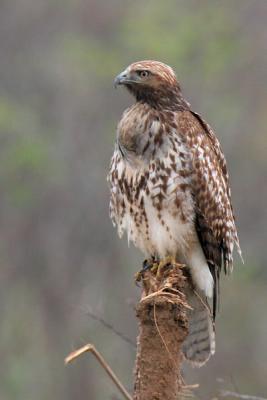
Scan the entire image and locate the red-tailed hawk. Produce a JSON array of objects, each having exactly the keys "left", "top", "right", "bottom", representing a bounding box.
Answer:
[{"left": 108, "top": 60, "right": 242, "bottom": 365}]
